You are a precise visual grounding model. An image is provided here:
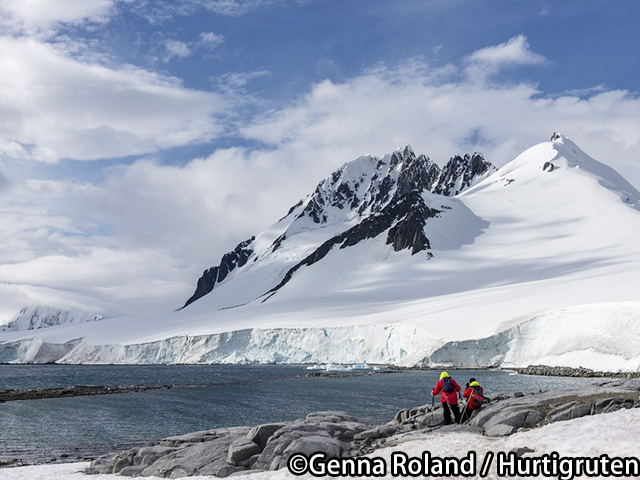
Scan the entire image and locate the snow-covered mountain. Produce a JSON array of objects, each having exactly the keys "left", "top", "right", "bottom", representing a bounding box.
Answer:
[
  {"left": 1, "top": 134, "right": 639, "bottom": 370},
  {"left": 183, "top": 146, "right": 495, "bottom": 308},
  {"left": 0, "top": 306, "right": 104, "bottom": 332}
]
